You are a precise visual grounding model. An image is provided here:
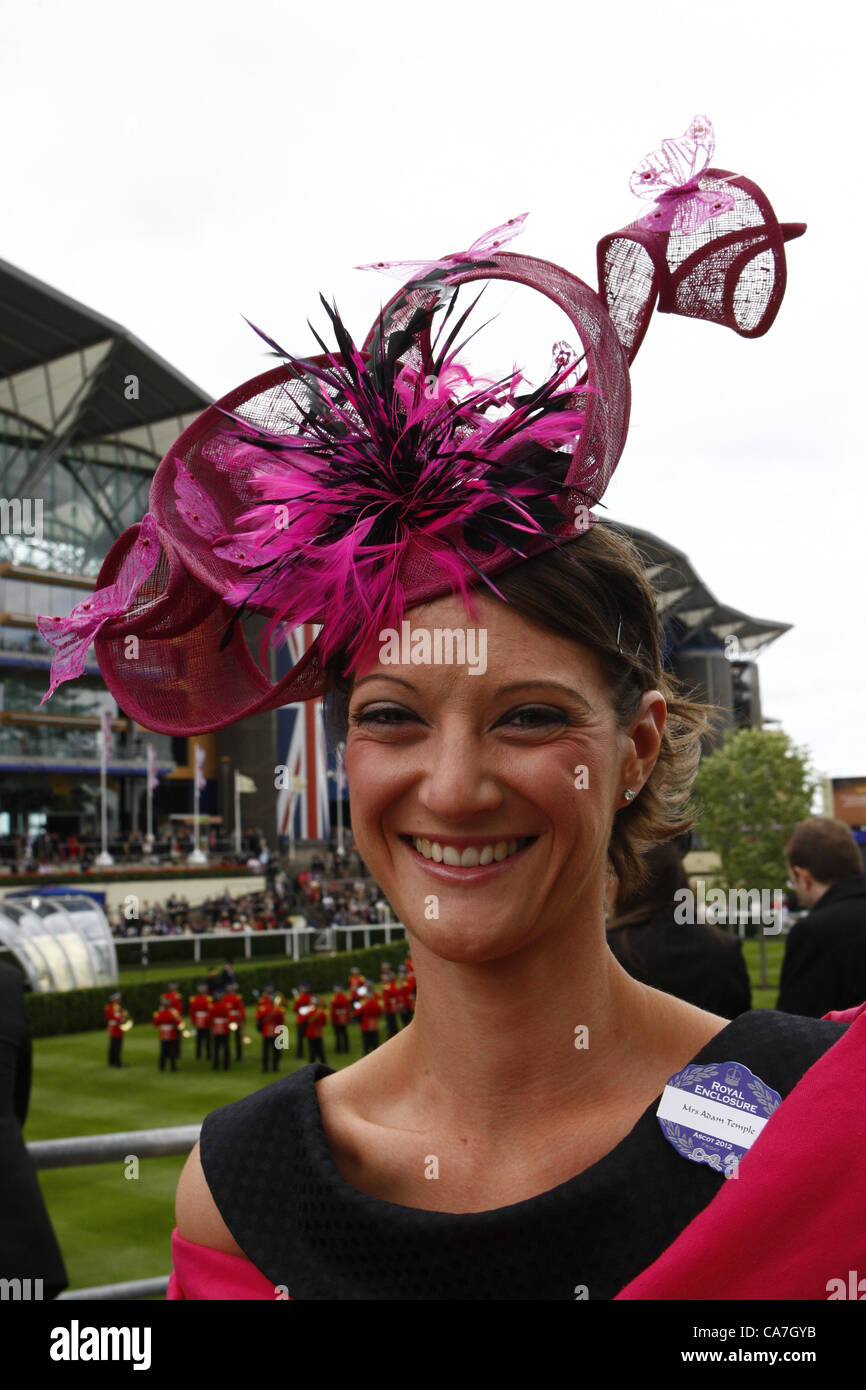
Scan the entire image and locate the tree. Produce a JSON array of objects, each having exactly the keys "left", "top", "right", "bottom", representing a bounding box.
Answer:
[{"left": 694, "top": 727, "right": 818, "bottom": 895}]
